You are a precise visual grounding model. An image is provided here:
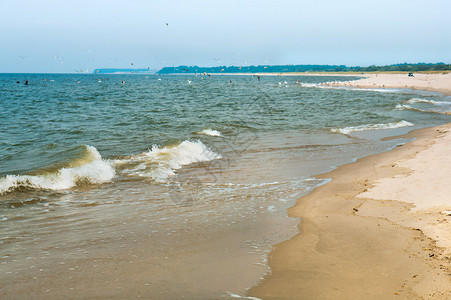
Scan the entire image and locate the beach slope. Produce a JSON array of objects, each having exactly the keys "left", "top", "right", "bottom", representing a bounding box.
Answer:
[
  {"left": 249, "top": 124, "right": 451, "bottom": 299},
  {"left": 249, "top": 74, "right": 451, "bottom": 299}
]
